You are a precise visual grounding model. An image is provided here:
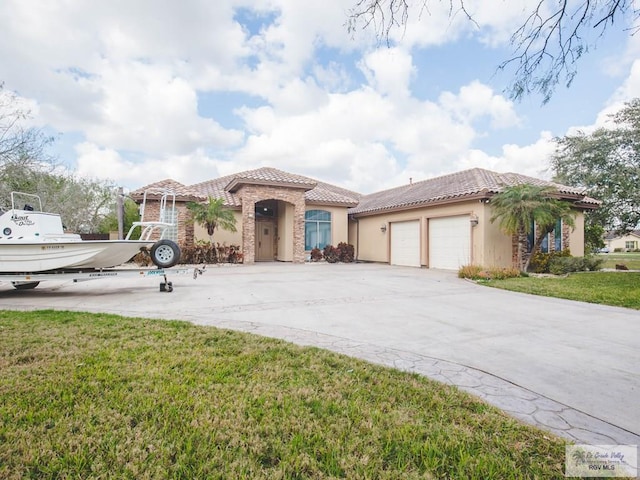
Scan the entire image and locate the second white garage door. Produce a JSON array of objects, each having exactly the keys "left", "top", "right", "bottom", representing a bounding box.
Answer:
[
  {"left": 390, "top": 220, "right": 421, "bottom": 267},
  {"left": 428, "top": 216, "right": 470, "bottom": 270}
]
